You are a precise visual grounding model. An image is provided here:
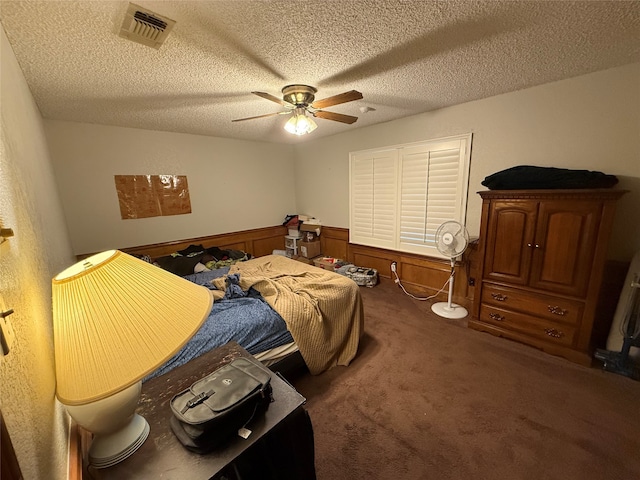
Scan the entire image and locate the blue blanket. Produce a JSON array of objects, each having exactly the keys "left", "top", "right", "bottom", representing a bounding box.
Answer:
[{"left": 145, "top": 268, "right": 293, "bottom": 381}]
